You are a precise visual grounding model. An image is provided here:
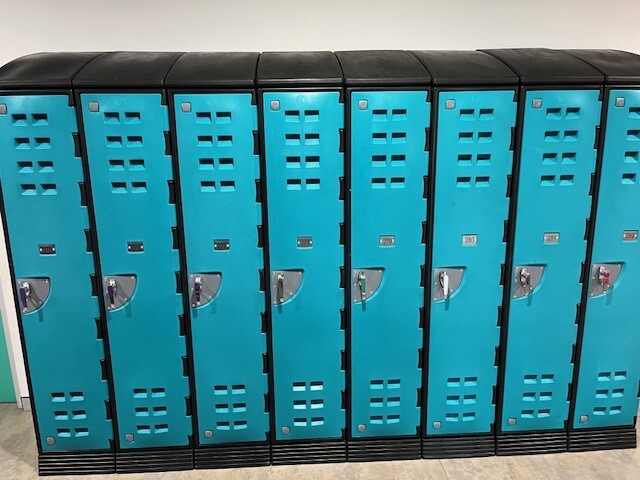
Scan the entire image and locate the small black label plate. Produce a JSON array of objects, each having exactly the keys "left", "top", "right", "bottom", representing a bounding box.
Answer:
[
  {"left": 127, "top": 242, "right": 144, "bottom": 252},
  {"left": 214, "top": 239, "right": 230, "bottom": 251},
  {"left": 39, "top": 244, "right": 56, "bottom": 255}
]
